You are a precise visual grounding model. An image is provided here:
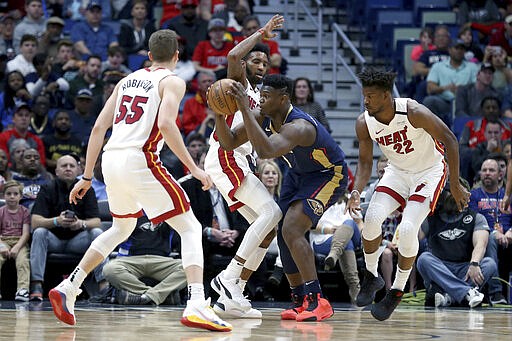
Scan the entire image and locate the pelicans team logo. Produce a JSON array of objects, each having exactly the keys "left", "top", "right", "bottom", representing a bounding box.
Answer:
[
  {"left": 307, "top": 199, "right": 324, "bottom": 216},
  {"left": 438, "top": 228, "right": 466, "bottom": 241}
]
